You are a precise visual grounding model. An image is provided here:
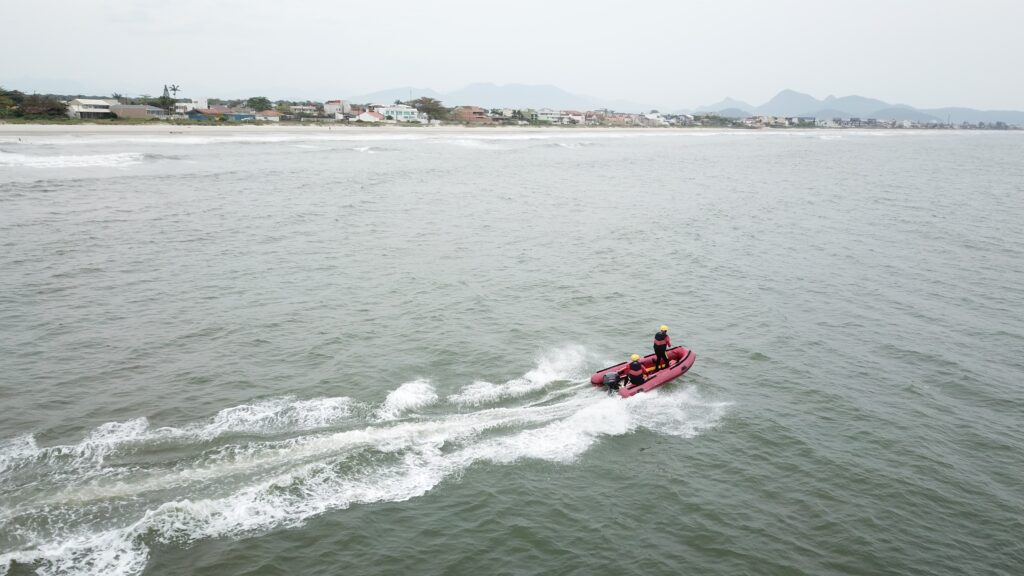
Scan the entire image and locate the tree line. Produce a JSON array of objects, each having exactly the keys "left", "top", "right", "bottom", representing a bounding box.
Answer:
[{"left": 0, "top": 87, "right": 67, "bottom": 119}]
